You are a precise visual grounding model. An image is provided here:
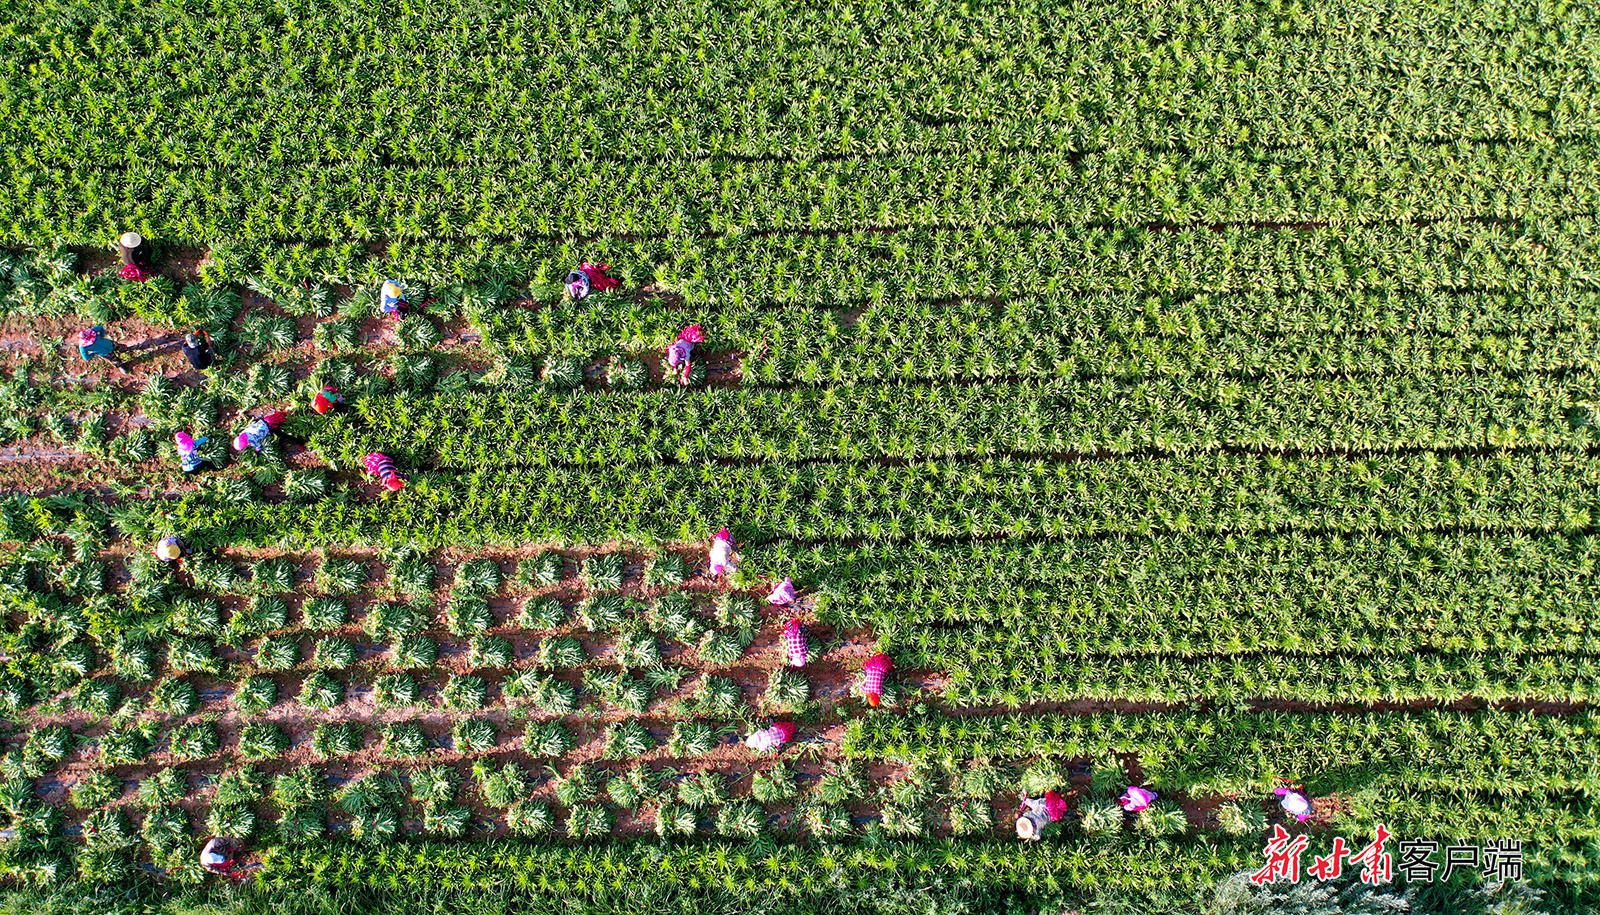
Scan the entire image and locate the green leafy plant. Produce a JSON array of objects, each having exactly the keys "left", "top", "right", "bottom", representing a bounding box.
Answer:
[
  {"left": 453, "top": 558, "right": 502, "bottom": 597},
  {"left": 382, "top": 722, "right": 427, "bottom": 758},
  {"left": 550, "top": 763, "right": 596, "bottom": 806},
  {"left": 535, "top": 636, "right": 585, "bottom": 667},
  {"left": 301, "top": 597, "right": 349, "bottom": 631},
  {"left": 669, "top": 721, "right": 718, "bottom": 757},
  {"left": 469, "top": 635, "right": 513, "bottom": 668},
  {"left": 71, "top": 771, "right": 119, "bottom": 809},
  {"left": 310, "top": 722, "right": 362, "bottom": 758},
  {"left": 390, "top": 634, "right": 438, "bottom": 669},
  {"left": 604, "top": 720, "right": 655, "bottom": 758},
  {"left": 676, "top": 772, "right": 727, "bottom": 809},
  {"left": 315, "top": 557, "right": 368, "bottom": 595},
  {"left": 751, "top": 761, "right": 797, "bottom": 804},
  {"left": 238, "top": 721, "right": 288, "bottom": 759},
  {"left": 526, "top": 720, "right": 573, "bottom": 757},
  {"left": 299, "top": 671, "right": 344, "bottom": 709},
  {"left": 256, "top": 635, "right": 299, "bottom": 670},
  {"left": 518, "top": 552, "right": 564, "bottom": 588},
  {"left": 763, "top": 669, "right": 810, "bottom": 711},
  {"left": 565, "top": 803, "right": 613, "bottom": 838},
  {"left": 517, "top": 596, "right": 567, "bottom": 629},
  {"left": 409, "top": 766, "right": 458, "bottom": 805},
  {"left": 715, "top": 800, "right": 765, "bottom": 838},
  {"left": 643, "top": 553, "right": 686, "bottom": 587},
  {"left": 605, "top": 766, "right": 658, "bottom": 808},
  {"left": 473, "top": 761, "right": 529, "bottom": 808},
  {"left": 1215, "top": 801, "right": 1269, "bottom": 836},
  {"left": 506, "top": 801, "right": 554, "bottom": 836},
  {"left": 441, "top": 674, "right": 488, "bottom": 709},
  {"left": 150, "top": 677, "right": 199, "bottom": 715},
  {"left": 312, "top": 636, "right": 356, "bottom": 670},
  {"left": 373, "top": 672, "right": 419, "bottom": 708},
  {"left": 580, "top": 553, "right": 625, "bottom": 591},
  {"left": 452, "top": 718, "right": 496, "bottom": 753}
]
